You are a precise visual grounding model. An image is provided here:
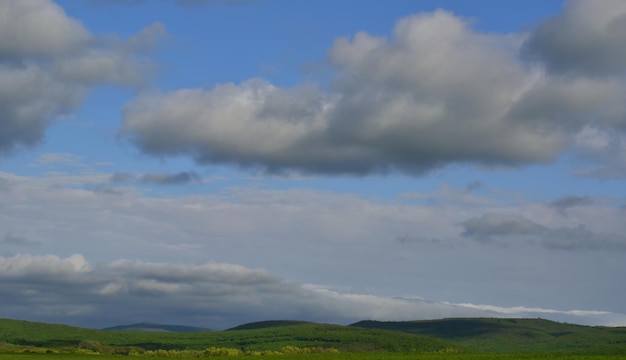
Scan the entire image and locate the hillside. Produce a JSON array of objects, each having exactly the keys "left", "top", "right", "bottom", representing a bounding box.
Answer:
[
  {"left": 228, "top": 320, "right": 314, "bottom": 330},
  {"left": 351, "top": 318, "right": 626, "bottom": 354},
  {"left": 3, "top": 317, "right": 626, "bottom": 355},
  {"left": 0, "top": 318, "right": 458, "bottom": 354}
]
